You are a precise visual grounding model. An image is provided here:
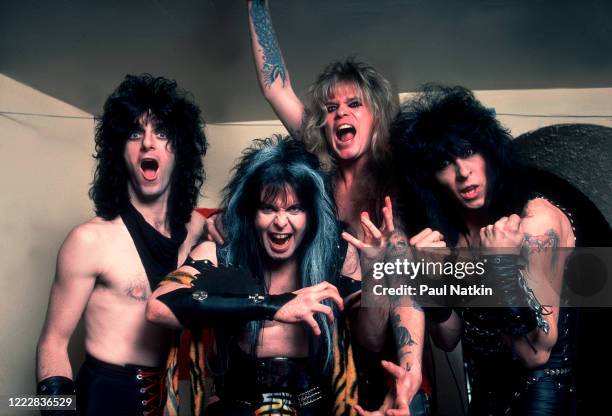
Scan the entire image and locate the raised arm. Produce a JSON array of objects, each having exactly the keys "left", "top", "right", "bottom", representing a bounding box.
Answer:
[
  {"left": 247, "top": 0, "right": 304, "bottom": 135},
  {"left": 36, "top": 224, "right": 100, "bottom": 393}
]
